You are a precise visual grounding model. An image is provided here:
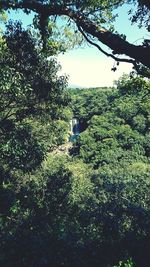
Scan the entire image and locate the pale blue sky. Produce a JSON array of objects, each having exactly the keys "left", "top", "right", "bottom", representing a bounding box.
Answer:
[
  {"left": 4, "top": 4, "right": 148, "bottom": 87},
  {"left": 57, "top": 4, "right": 148, "bottom": 87}
]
